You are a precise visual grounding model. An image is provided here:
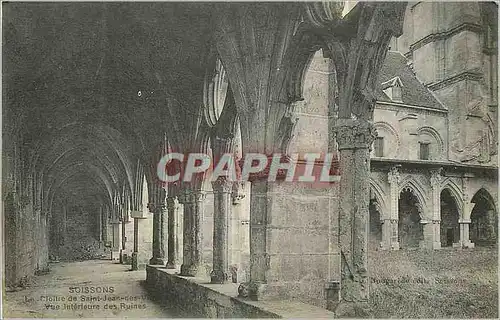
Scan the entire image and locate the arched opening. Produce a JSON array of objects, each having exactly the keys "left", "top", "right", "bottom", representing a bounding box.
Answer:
[
  {"left": 470, "top": 188, "right": 497, "bottom": 246},
  {"left": 440, "top": 189, "right": 460, "bottom": 247},
  {"left": 369, "top": 188, "right": 383, "bottom": 250},
  {"left": 398, "top": 189, "right": 424, "bottom": 249}
]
